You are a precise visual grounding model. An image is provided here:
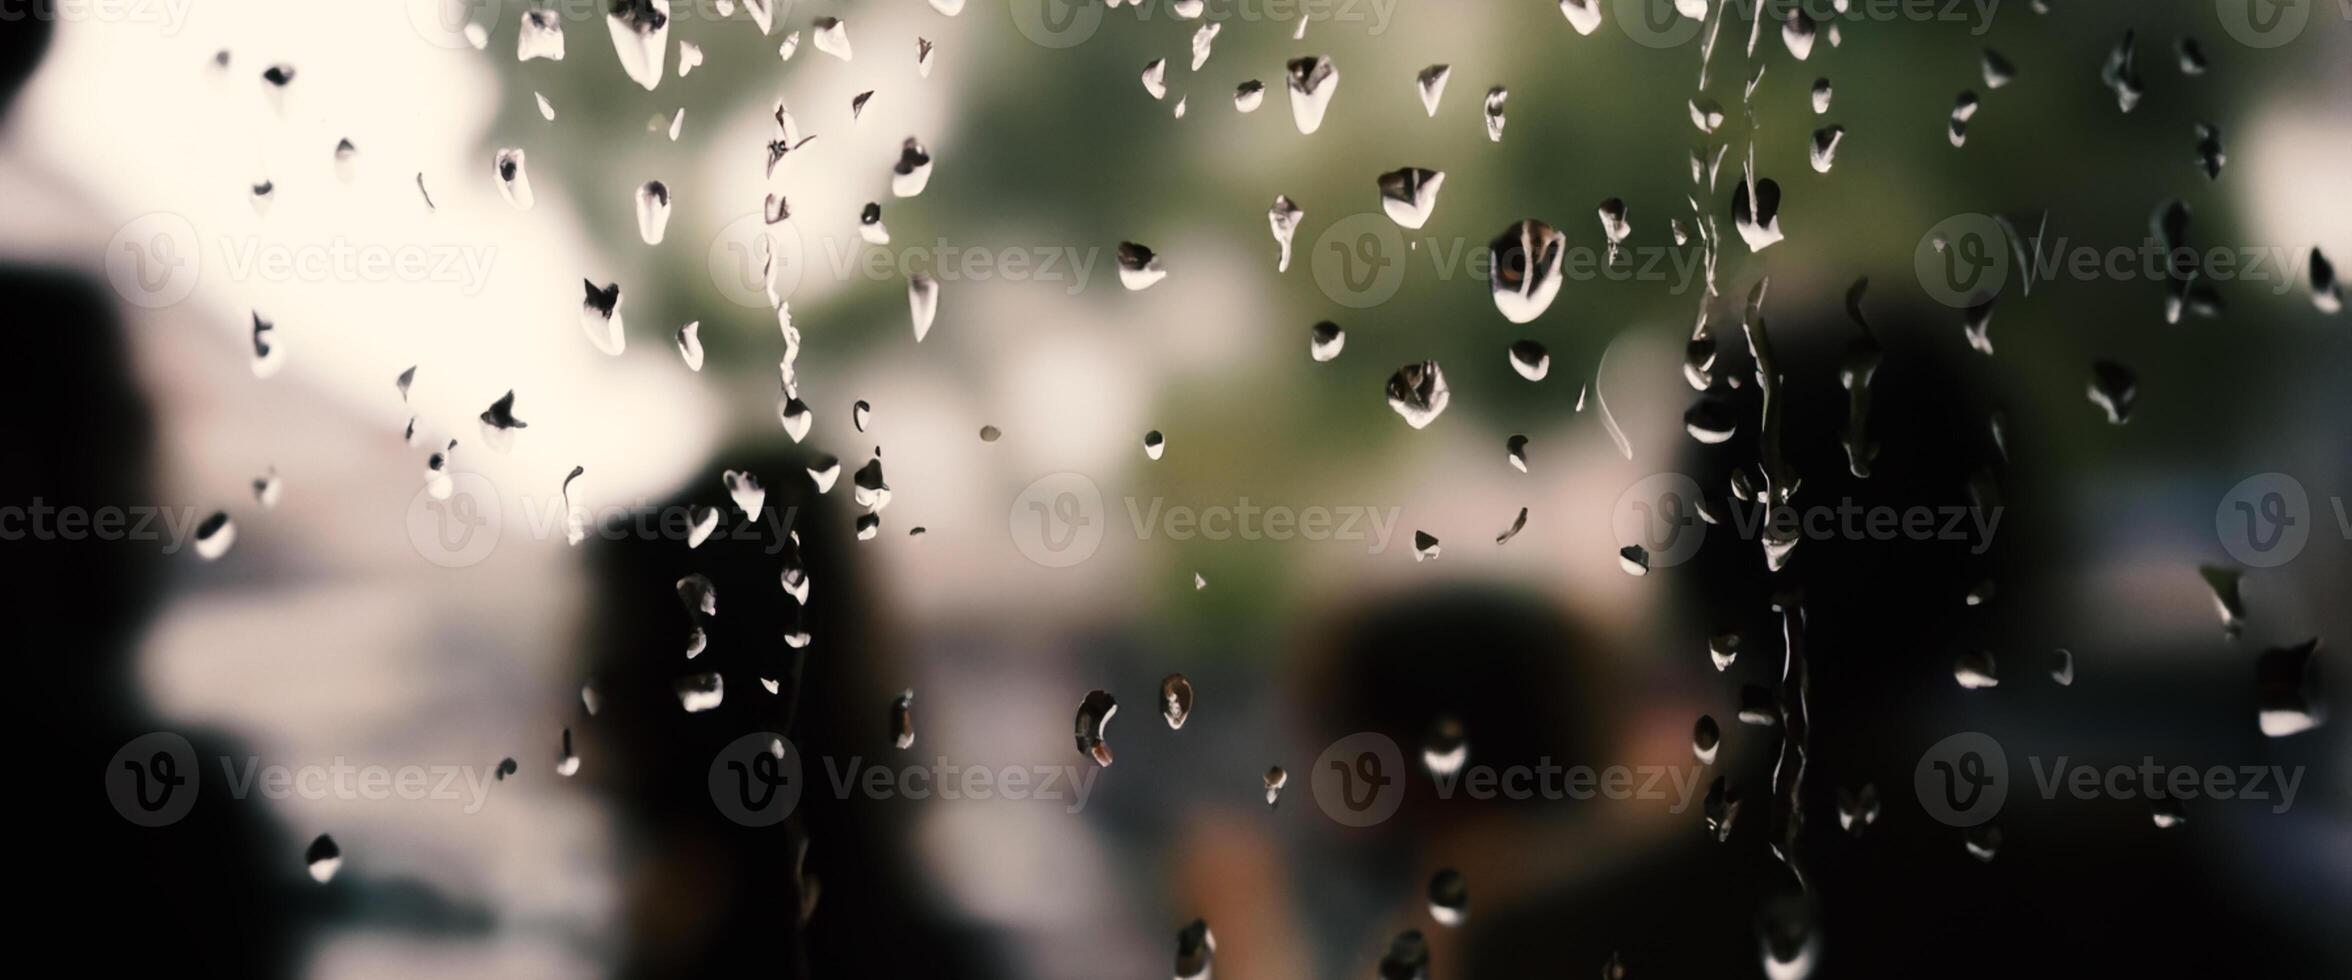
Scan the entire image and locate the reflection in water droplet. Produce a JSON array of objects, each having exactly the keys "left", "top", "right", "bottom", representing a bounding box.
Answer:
[
  {"left": 1141, "top": 58, "right": 1168, "bottom": 101},
  {"left": 1378, "top": 930, "right": 1429, "bottom": 980},
  {"left": 1378, "top": 167, "right": 1445, "bottom": 229},
  {"left": 891, "top": 690, "right": 915, "bottom": 749},
  {"left": 1268, "top": 195, "right": 1303, "bottom": 272},
  {"left": 893, "top": 137, "right": 933, "bottom": 197},
  {"left": 1489, "top": 220, "right": 1565, "bottom": 323},
  {"left": 1507, "top": 340, "right": 1550, "bottom": 381},
  {"left": 1693, "top": 714, "right": 1720, "bottom": 765},
  {"left": 518, "top": 9, "right": 565, "bottom": 62},
  {"left": 2049, "top": 648, "right": 2076, "bottom": 686},
  {"left": 1711, "top": 634, "right": 1740, "bottom": 671},
  {"left": 1705, "top": 776, "right": 1742, "bottom": 841},
  {"left": 908, "top": 274, "right": 940, "bottom": 341},
  {"left": 306, "top": 834, "right": 341, "bottom": 884},
  {"left": 1263, "top": 766, "right": 1287, "bottom": 806},
  {"left": 1982, "top": 48, "right": 2015, "bottom": 89},
  {"left": 1143, "top": 430, "right": 1166, "bottom": 460},
  {"left": 478, "top": 390, "right": 527, "bottom": 453},
  {"left": 1964, "top": 823, "right": 2002, "bottom": 861},
  {"left": 1422, "top": 716, "right": 1466, "bottom": 776},
  {"left": 1413, "top": 530, "right": 1441, "bottom": 562},
  {"left": 1310, "top": 321, "right": 1345, "bottom": 362},
  {"left": 1428, "top": 868, "right": 1468, "bottom": 926},
  {"left": 1386, "top": 361, "right": 1451, "bottom": 428},
  {"left": 1811, "top": 77, "right": 1832, "bottom": 114},
  {"left": 2255, "top": 638, "right": 2324, "bottom": 737},
  {"left": 1618, "top": 545, "right": 1650, "bottom": 576},
  {"left": 675, "top": 672, "right": 724, "bottom": 713},
  {"left": 1191, "top": 23, "right": 1219, "bottom": 71},
  {"left": 1117, "top": 242, "right": 1168, "bottom": 290},
  {"left": 1161, "top": 674, "right": 1193, "bottom": 729},
  {"left": 2151, "top": 798, "right": 2187, "bottom": 829},
  {"left": 1836, "top": 784, "right": 1880, "bottom": 834},
  {"left": 2087, "top": 360, "right": 2137, "bottom": 425},
  {"left": 606, "top": 0, "right": 670, "bottom": 90},
  {"left": 1495, "top": 507, "right": 1529, "bottom": 545},
  {"left": 2197, "top": 565, "right": 2246, "bottom": 638},
  {"left": 1955, "top": 650, "right": 1999, "bottom": 689},
  {"left": 1076, "top": 690, "right": 1117, "bottom": 767},
  {"left": 581, "top": 280, "right": 625, "bottom": 355},
  {"left": 635, "top": 180, "right": 671, "bottom": 244},
  {"left": 1417, "top": 64, "right": 1449, "bottom": 116},
  {"left": 1175, "top": 919, "right": 1215, "bottom": 980},
  {"left": 812, "top": 16, "right": 852, "bottom": 60},
  {"left": 1506, "top": 434, "right": 1529, "bottom": 473},
  {"left": 1483, "top": 86, "right": 1507, "bottom": 142},
  {"left": 193, "top": 512, "right": 236, "bottom": 561},
  {"left": 676, "top": 321, "right": 703, "bottom": 371},
  {"left": 2102, "top": 30, "right": 2142, "bottom": 112},
  {"left": 1285, "top": 56, "right": 1338, "bottom": 134},
  {"left": 1233, "top": 80, "right": 1263, "bottom": 112}
]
